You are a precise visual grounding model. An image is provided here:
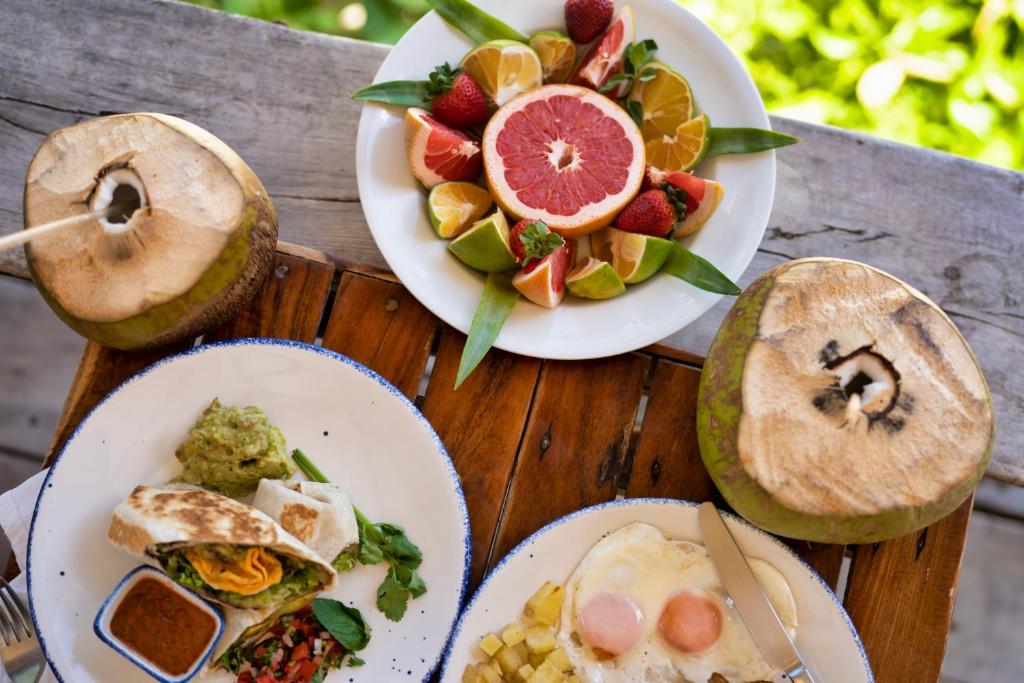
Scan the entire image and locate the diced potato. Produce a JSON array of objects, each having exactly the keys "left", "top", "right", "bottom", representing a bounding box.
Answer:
[
  {"left": 527, "top": 660, "right": 562, "bottom": 683},
  {"left": 525, "top": 625, "right": 557, "bottom": 655},
  {"left": 480, "top": 633, "right": 504, "bottom": 658},
  {"left": 515, "top": 663, "right": 536, "bottom": 682},
  {"left": 523, "top": 582, "right": 565, "bottom": 626},
  {"left": 494, "top": 644, "right": 526, "bottom": 676},
  {"left": 488, "top": 658, "right": 503, "bottom": 676},
  {"left": 567, "top": 676, "right": 582, "bottom": 683},
  {"left": 528, "top": 652, "right": 545, "bottom": 669},
  {"left": 545, "top": 647, "right": 573, "bottom": 672},
  {"left": 462, "top": 664, "right": 503, "bottom": 683},
  {"left": 512, "top": 641, "right": 529, "bottom": 661},
  {"left": 502, "top": 622, "right": 526, "bottom": 647}
]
